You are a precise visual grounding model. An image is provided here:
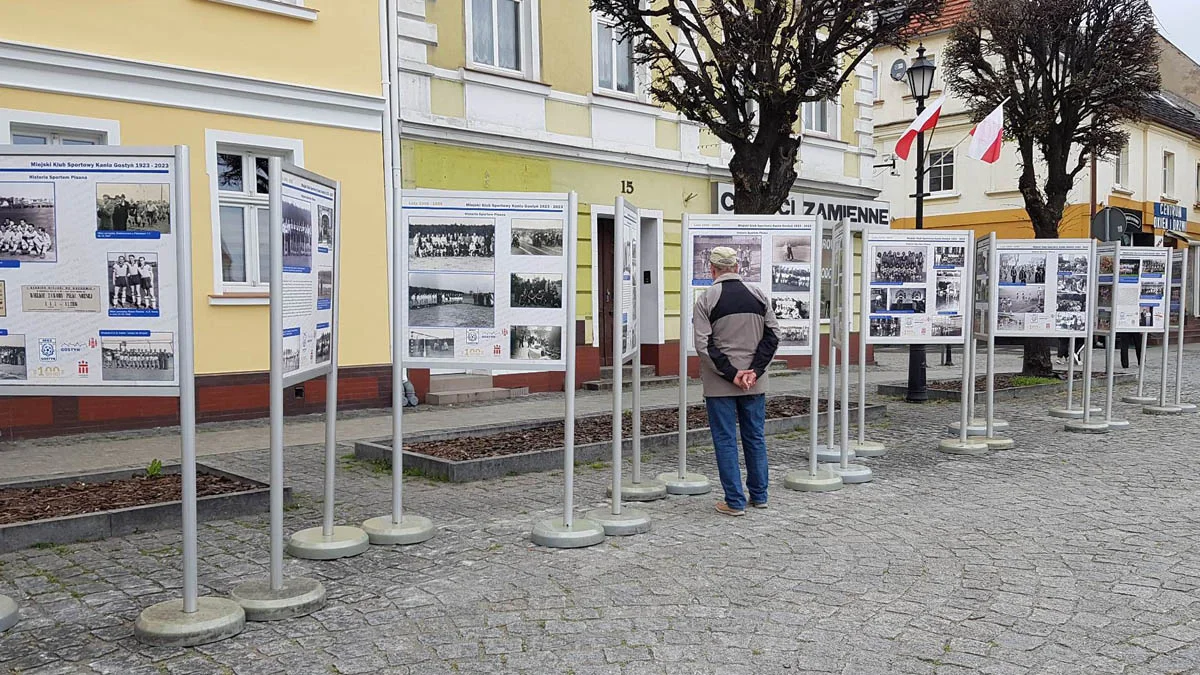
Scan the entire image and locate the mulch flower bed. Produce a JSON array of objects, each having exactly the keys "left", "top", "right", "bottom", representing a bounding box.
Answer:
[
  {"left": 0, "top": 473, "right": 258, "bottom": 525},
  {"left": 403, "top": 396, "right": 832, "bottom": 462},
  {"left": 928, "top": 373, "right": 1105, "bottom": 391}
]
